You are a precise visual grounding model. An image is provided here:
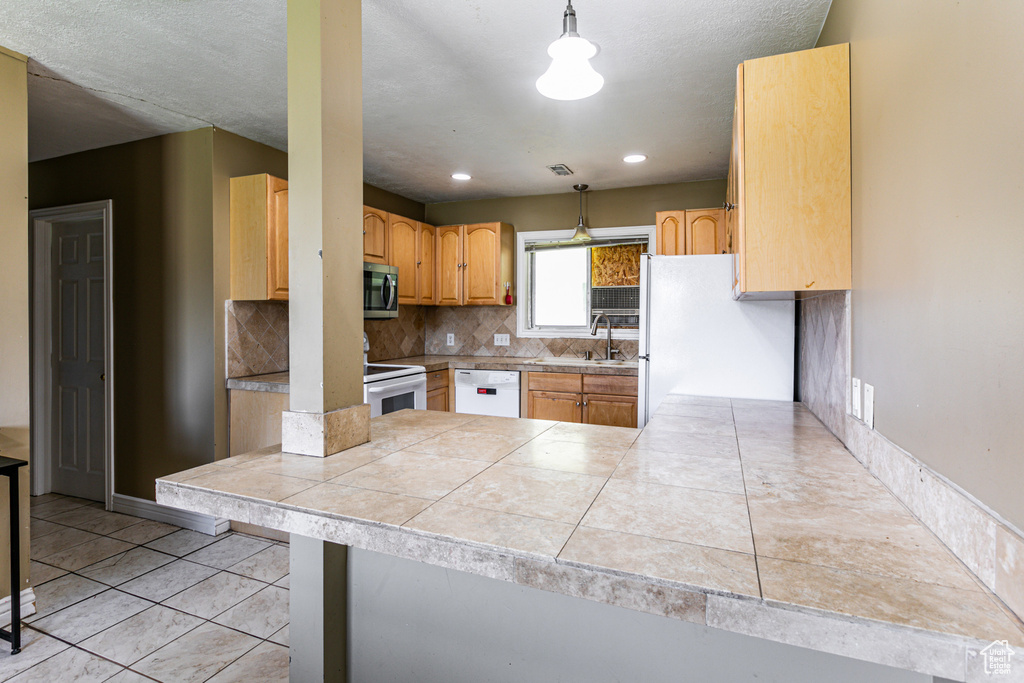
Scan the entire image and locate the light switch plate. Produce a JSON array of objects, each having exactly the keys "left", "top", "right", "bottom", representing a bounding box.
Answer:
[
  {"left": 494, "top": 334, "right": 510, "bottom": 346},
  {"left": 863, "top": 383, "right": 875, "bottom": 429},
  {"left": 851, "top": 378, "right": 862, "bottom": 419},
  {"left": 446, "top": 333, "right": 455, "bottom": 346}
]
